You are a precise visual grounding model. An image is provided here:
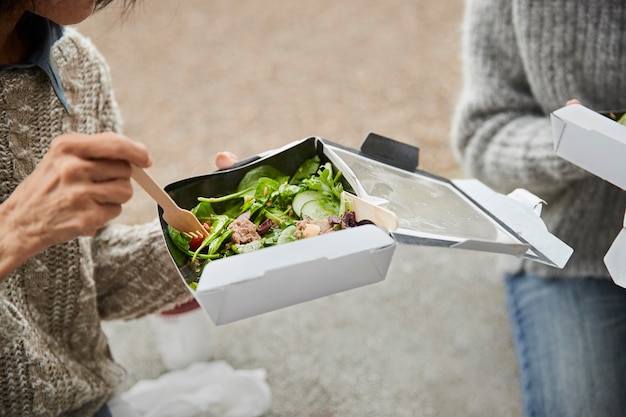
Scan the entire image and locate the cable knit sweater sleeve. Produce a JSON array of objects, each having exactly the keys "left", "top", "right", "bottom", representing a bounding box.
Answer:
[
  {"left": 450, "top": 0, "right": 592, "bottom": 197},
  {"left": 65, "top": 29, "right": 191, "bottom": 320},
  {"left": 90, "top": 220, "right": 191, "bottom": 321},
  {"left": 0, "top": 25, "right": 191, "bottom": 417}
]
